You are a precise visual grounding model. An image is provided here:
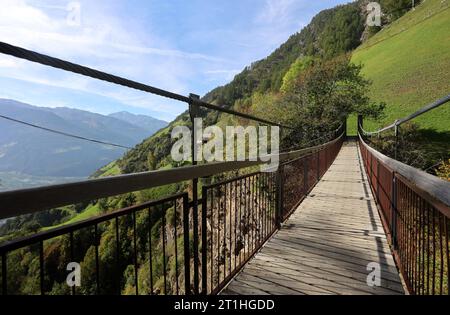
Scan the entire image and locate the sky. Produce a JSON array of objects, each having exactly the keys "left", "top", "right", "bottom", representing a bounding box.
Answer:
[{"left": 0, "top": 0, "right": 351, "bottom": 122}]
